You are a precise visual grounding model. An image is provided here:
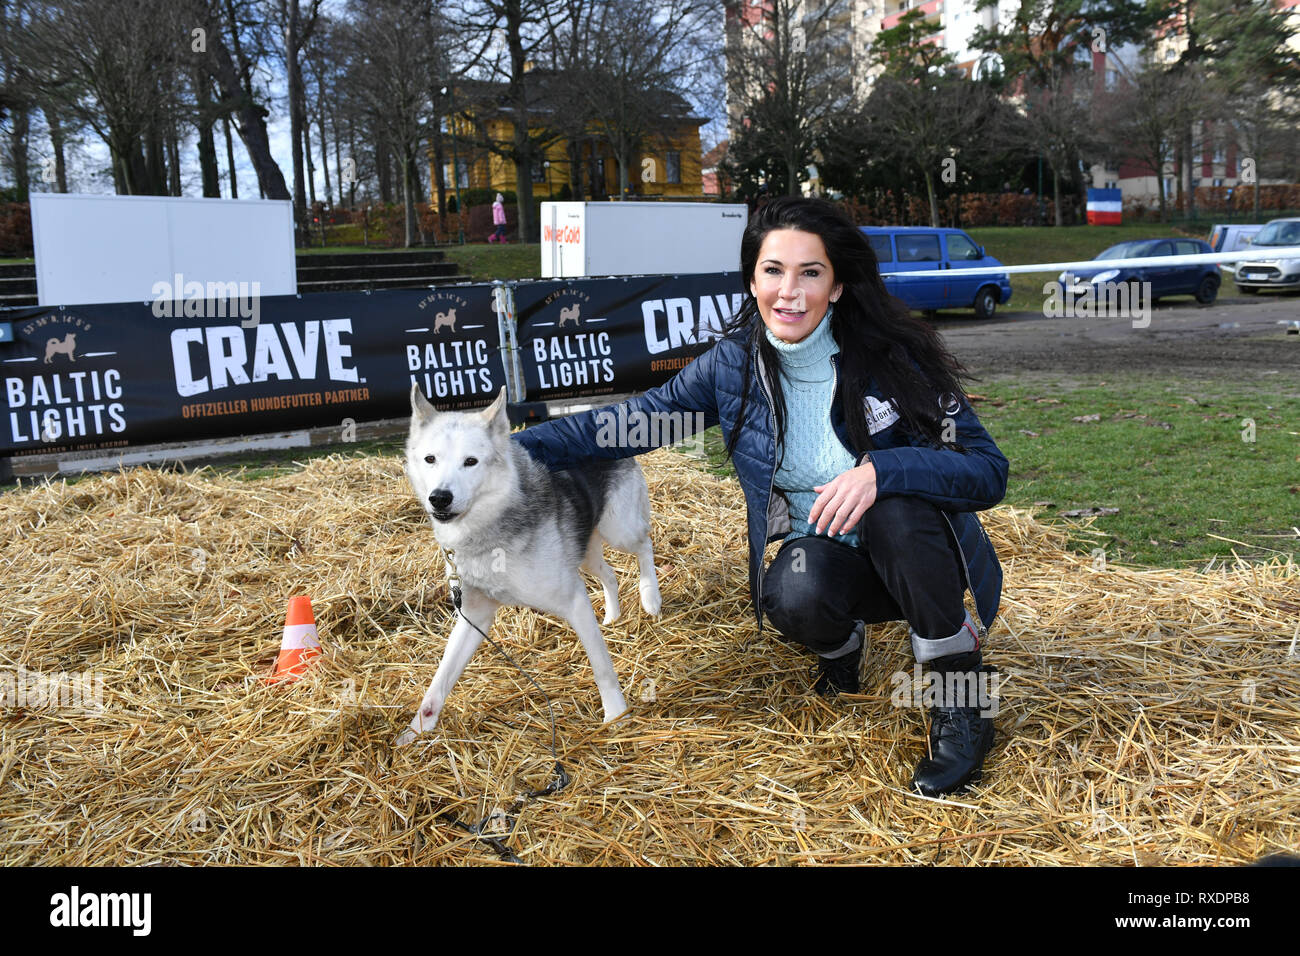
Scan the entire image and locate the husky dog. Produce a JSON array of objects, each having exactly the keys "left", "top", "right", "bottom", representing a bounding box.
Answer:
[{"left": 396, "top": 385, "right": 662, "bottom": 746}]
